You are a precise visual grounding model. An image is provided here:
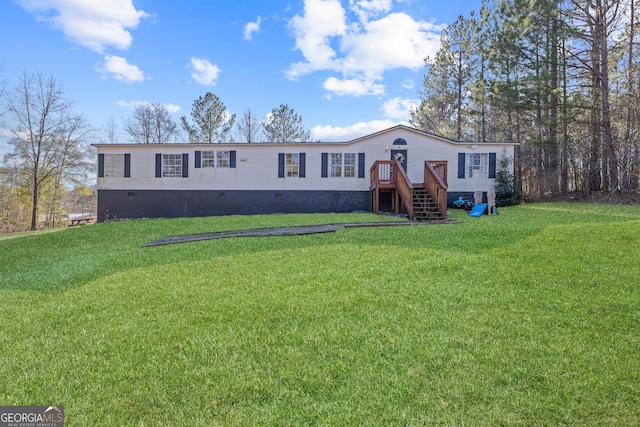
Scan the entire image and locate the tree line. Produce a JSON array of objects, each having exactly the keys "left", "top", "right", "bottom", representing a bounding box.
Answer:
[
  {"left": 119, "top": 93, "right": 311, "bottom": 145},
  {"left": 3, "top": 0, "right": 638, "bottom": 231},
  {"left": 411, "top": 0, "right": 639, "bottom": 199},
  {"left": 0, "top": 70, "right": 312, "bottom": 232}
]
